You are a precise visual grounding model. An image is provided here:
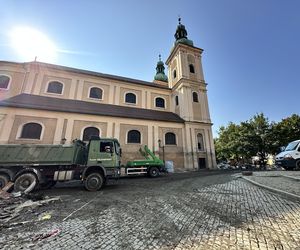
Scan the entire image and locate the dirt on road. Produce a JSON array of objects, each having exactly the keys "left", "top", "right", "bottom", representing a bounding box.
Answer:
[{"left": 1, "top": 170, "right": 300, "bottom": 250}]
